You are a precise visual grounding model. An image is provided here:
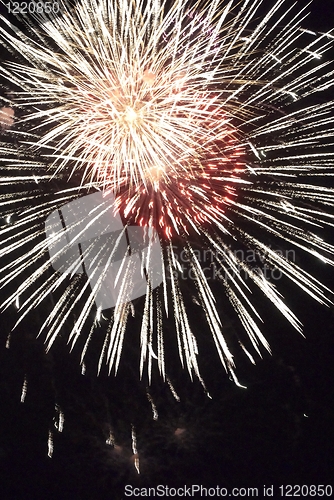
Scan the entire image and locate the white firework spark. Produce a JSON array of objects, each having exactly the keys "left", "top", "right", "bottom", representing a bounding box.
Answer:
[{"left": 0, "top": 0, "right": 334, "bottom": 386}]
